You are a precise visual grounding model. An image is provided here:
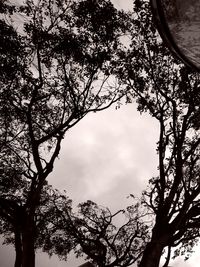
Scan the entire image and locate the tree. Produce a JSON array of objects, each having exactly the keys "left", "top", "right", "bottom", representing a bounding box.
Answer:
[
  {"left": 35, "top": 1, "right": 200, "bottom": 266},
  {"left": 40, "top": 193, "right": 150, "bottom": 267},
  {"left": 0, "top": 0, "right": 131, "bottom": 266},
  {"left": 117, "top": 1, "right": 200, "bottom": 267},
  {"left": 4, "top": 1, "right": 200, "bottom": 267}
]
